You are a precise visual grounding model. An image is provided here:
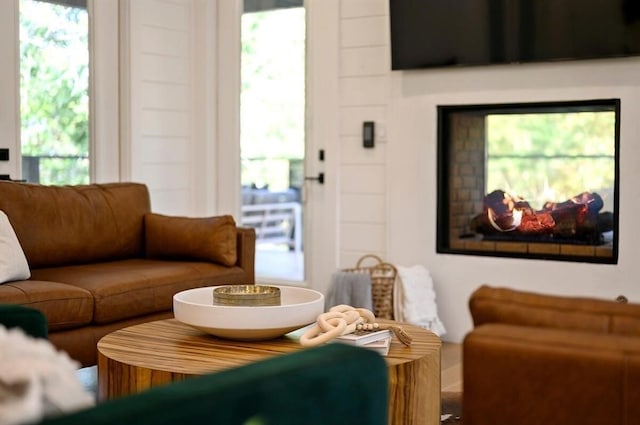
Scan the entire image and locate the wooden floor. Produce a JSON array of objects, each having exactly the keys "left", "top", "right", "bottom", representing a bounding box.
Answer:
[{"left": 441, "top": 342, "right": 462, "bottom": 392}]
